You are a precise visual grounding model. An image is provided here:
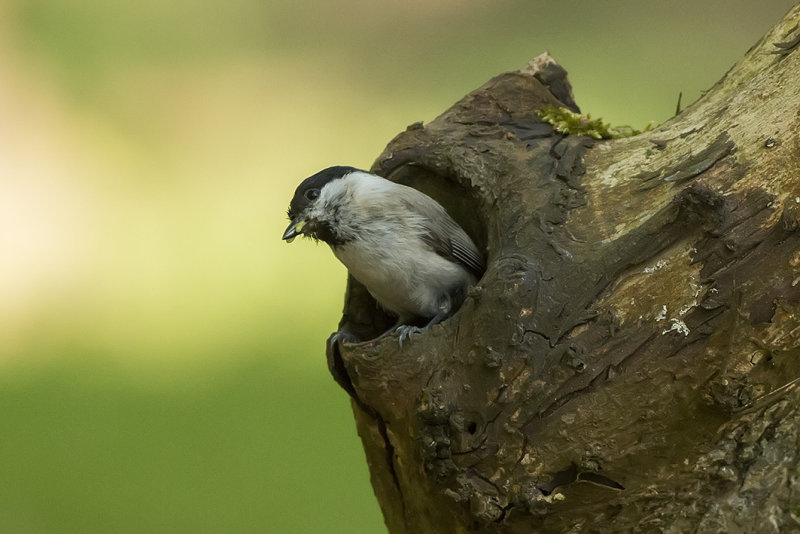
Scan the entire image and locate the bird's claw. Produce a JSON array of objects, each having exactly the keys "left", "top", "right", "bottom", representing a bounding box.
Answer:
[
  {"left": 329, "top": 330, "right": 359, "bottom": 348},
  {"left": 395, "top": 325, "right": 425, "bottom": 347}
]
